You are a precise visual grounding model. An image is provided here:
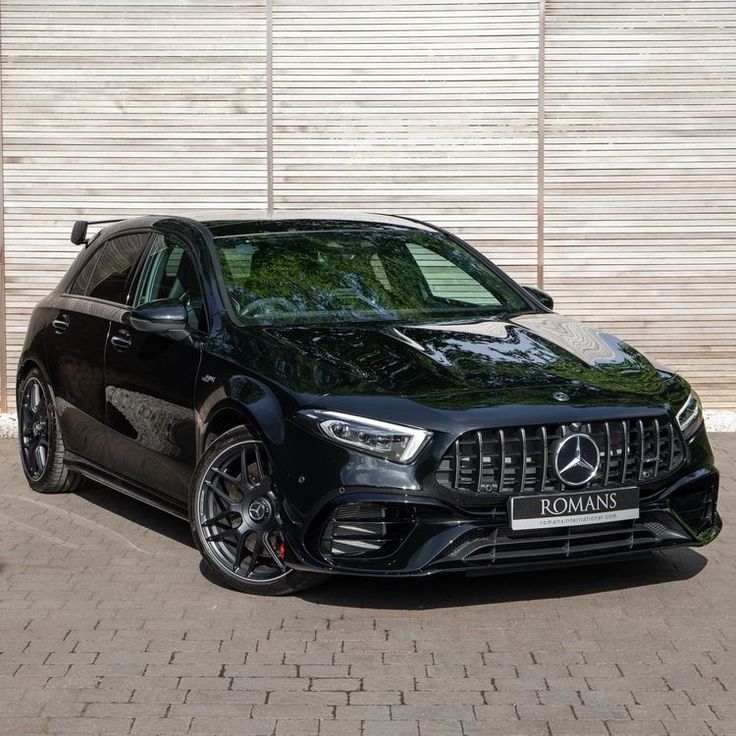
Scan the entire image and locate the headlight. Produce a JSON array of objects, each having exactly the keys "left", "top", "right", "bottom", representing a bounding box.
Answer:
[
  {"left": 306, "top": 410, "right": 432, "bottom": 464},
  {"left": 676, "top": 391, "right": 704, "bottom": 439}
]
